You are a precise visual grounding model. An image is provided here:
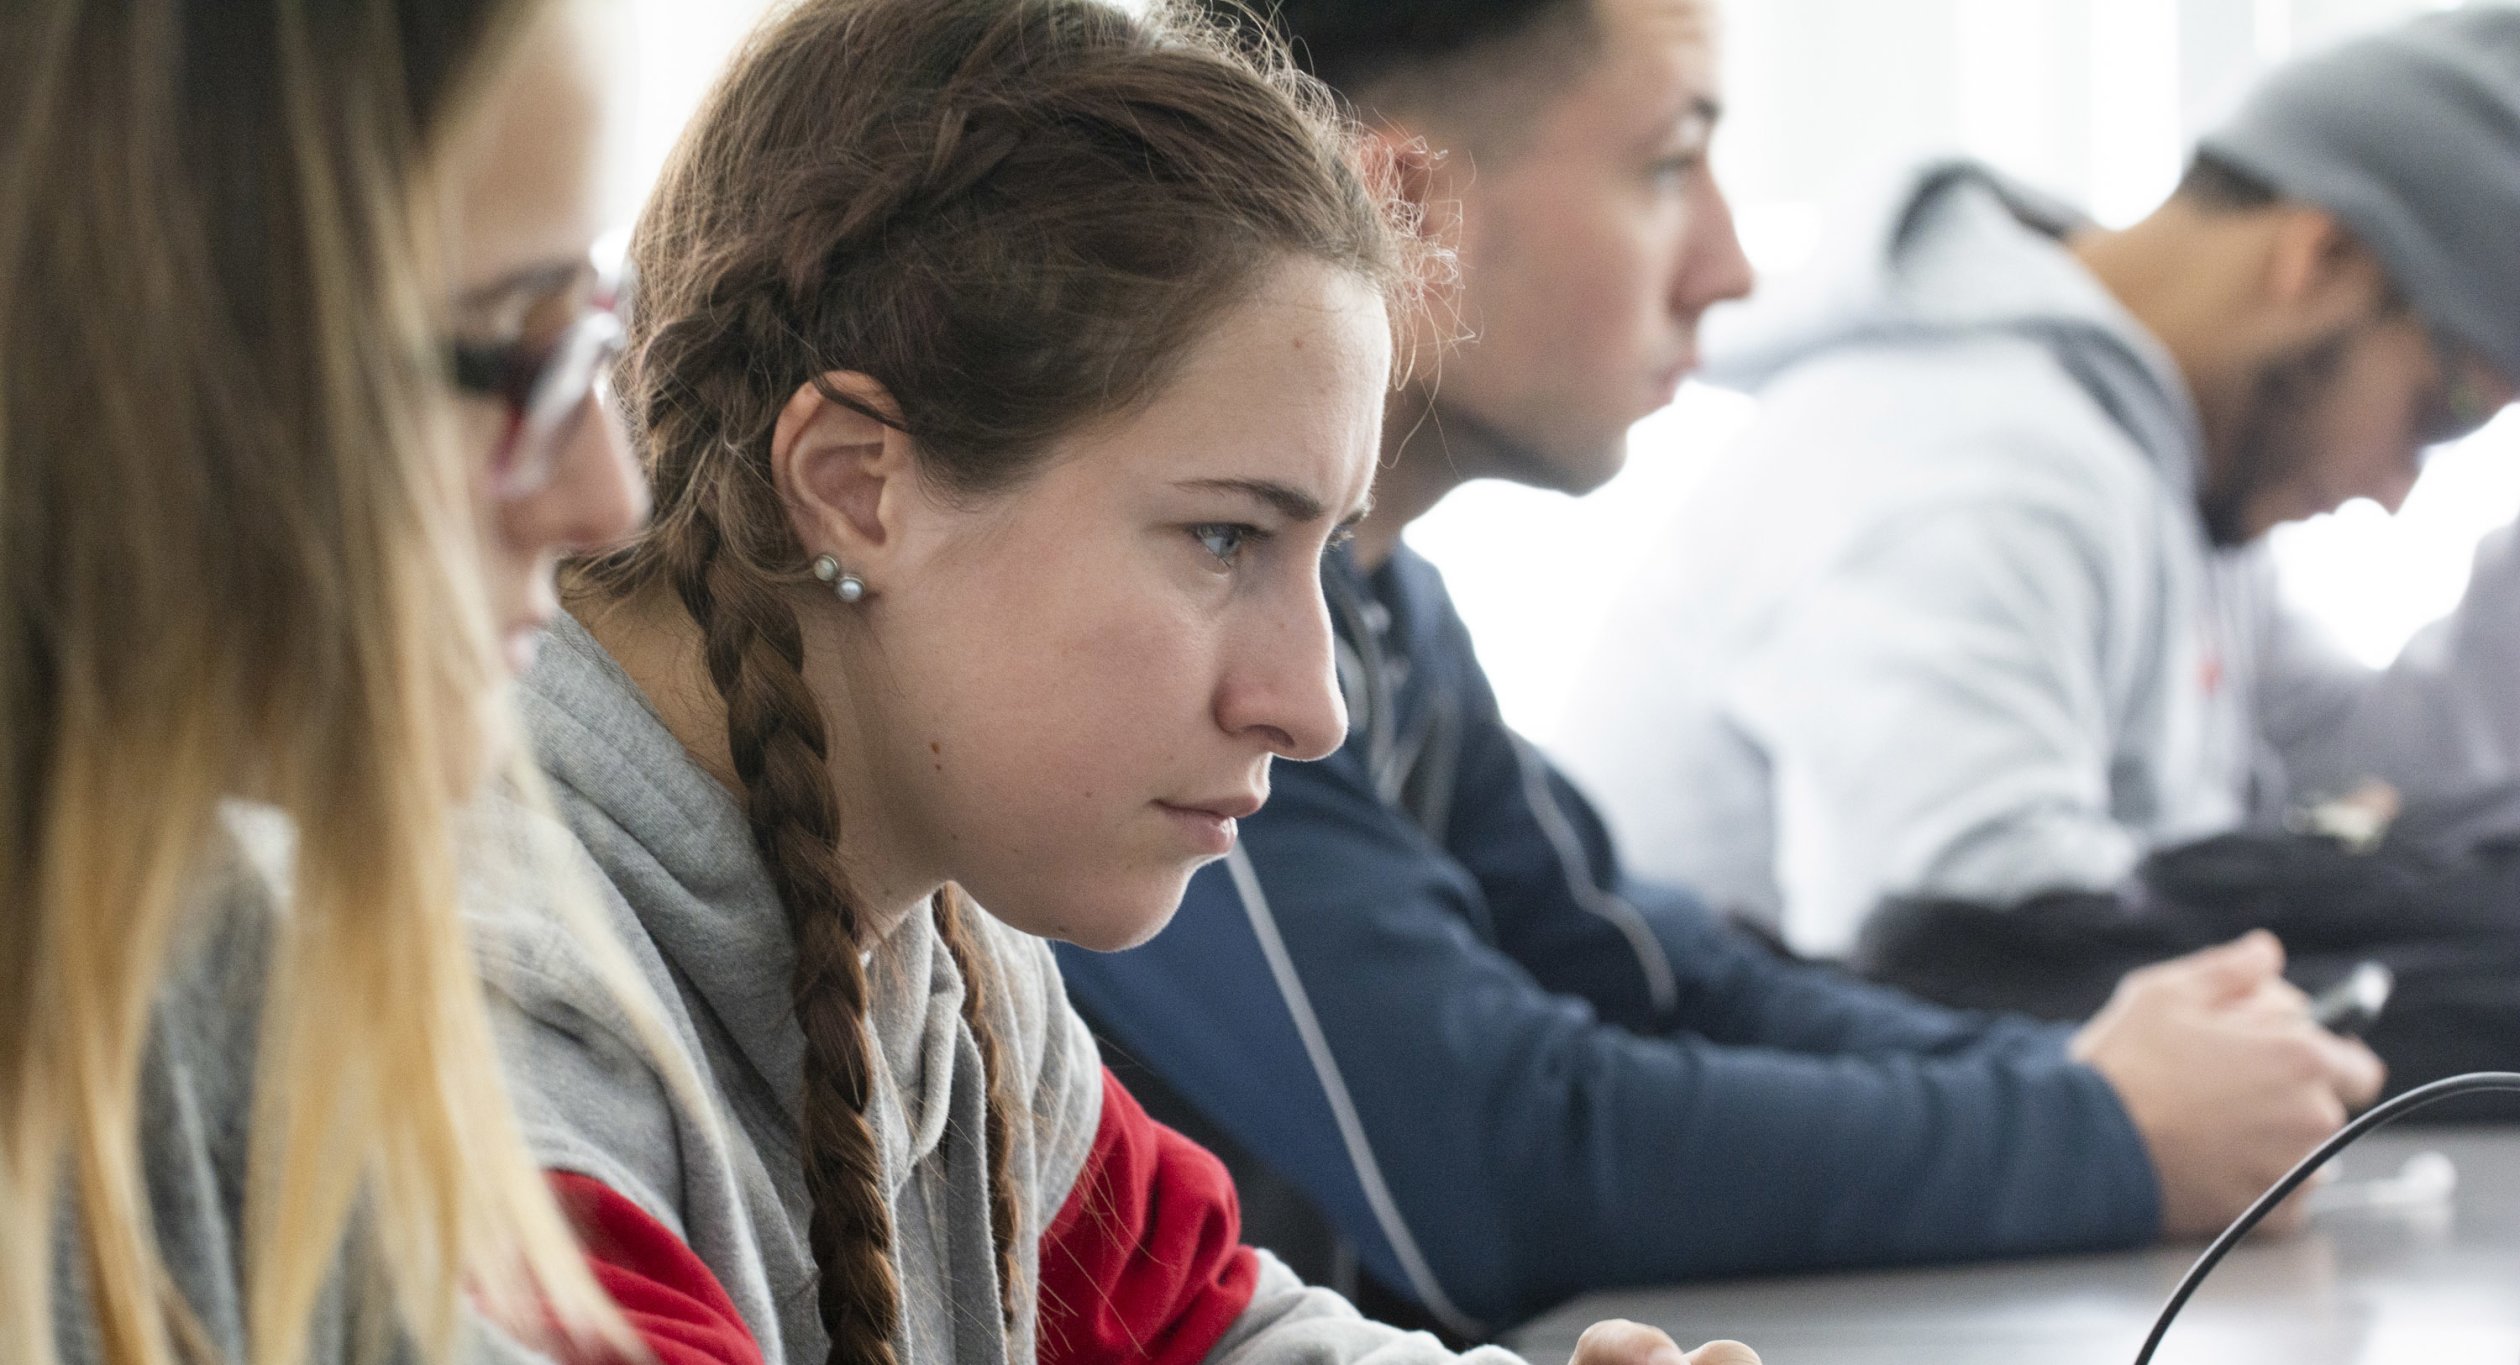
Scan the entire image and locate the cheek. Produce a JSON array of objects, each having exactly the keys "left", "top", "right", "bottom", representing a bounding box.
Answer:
[
  {"left": 936, "top": 546, "right": 1211, "bottom": 751},
  {"left": 888, "top": 543, "right": 1226, "bottom": 936},
  {"left": 2316, "top": 359, "right": 2429, "bottom": 492},
  {"left": 461, "top": 414, "right": 541, "bottom": 608},
  {"left": 1484, "top": 211, "right": 1663, "bottom": 362}
]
